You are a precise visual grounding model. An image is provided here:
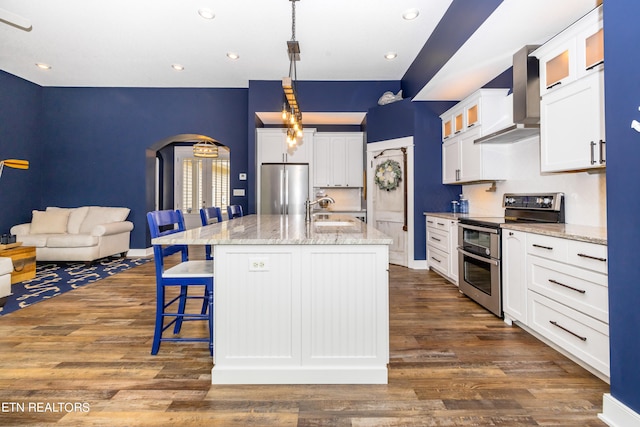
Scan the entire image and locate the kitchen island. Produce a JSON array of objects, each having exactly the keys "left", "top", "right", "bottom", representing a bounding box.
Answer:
[{"left": 151, "top": 214, "right": 393, "bottom": 384}]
